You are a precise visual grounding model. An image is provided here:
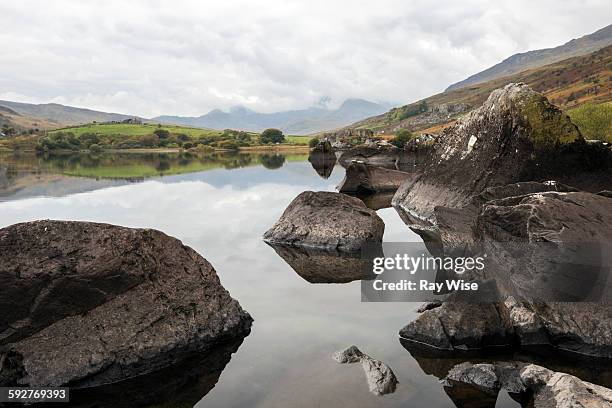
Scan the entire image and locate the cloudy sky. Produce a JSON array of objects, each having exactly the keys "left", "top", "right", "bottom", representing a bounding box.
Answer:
[{"left": 0, "top": 0, "right": 609, "bottom": 117}]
